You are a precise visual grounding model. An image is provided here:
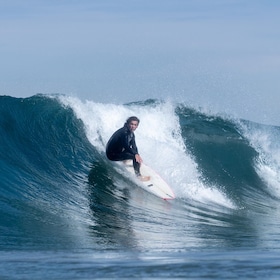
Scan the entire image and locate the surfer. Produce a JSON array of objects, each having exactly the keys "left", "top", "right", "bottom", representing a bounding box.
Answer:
[{"left": 106, "top": 116, "right": 150, "bottom": 181}]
